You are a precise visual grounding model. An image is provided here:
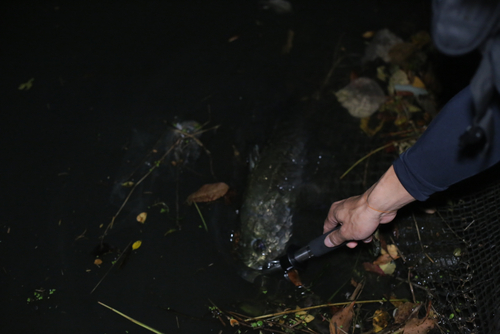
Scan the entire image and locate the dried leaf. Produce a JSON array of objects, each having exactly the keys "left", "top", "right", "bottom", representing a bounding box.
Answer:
[
  {"left": 374, "top": 254, "right": 396, "bottom": 274},
  {"left": 362, "top": 31, "right": 375, "bottom": 38},
  {"left": 137, "top": 212, "right": 147, "bottom": 223},
  {"left": 94, "top": 259, "right": 103, "bottom": 265},
  {"left": 230, "top": 318, "right": 239, "bottom": 327},
  {"left": 374, "top": 254, "right": 392, "bottom": 266},
  {"left": 363, "top": 262, "right": 385, "bottom": 276},
  {"left": 286, "top": 269, "right": 303, "bottom": 287},
  {"left": 132, "top": 240, "right": 142, "bottom": 250},
  {"left": 329, "top": 301, "right": 354, "bottom": 334},
  {"left": 379, "top": 261, "right": 396, "bottom": 275},
  {"left": 401, "top": 317, "right": 437, "bottom": 334},
  {"left": 394, "top": 302, "right": 417, "bottom": 324},
  {"left": 412, "top": 76, "right": 426, "bottom": 89},
  {"left": 381, "top": 244, "right": 400, "bottom": 259},
  {"left": 373, "top": 309, "right": 390, "bottom": 333},
  {"left": 186, "top": 182, "right": 229, "bottom": 205}
]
